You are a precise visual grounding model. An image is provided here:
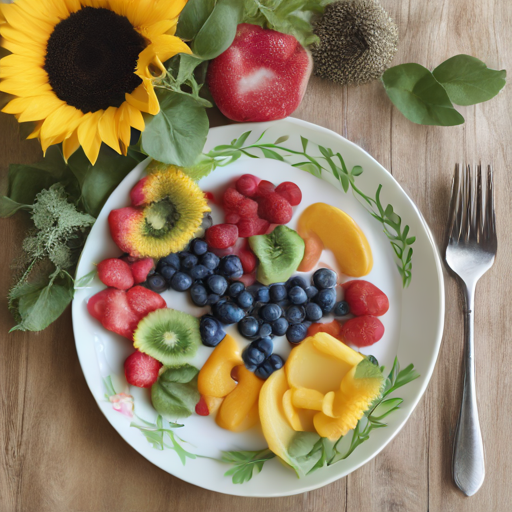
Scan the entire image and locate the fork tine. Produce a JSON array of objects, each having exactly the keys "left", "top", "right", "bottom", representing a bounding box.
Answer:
[
  {"left": 486, "top": 165, "right": 496, "bottom": 239},
  {"left": 475, "top": 164, "right": 483, "bottom": 242},
  {"left": 463, "top": 164, "right": 472, "bottom": 242},
  {"left": 448, "top": 164, "right": 462, "bottom": 242}
]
